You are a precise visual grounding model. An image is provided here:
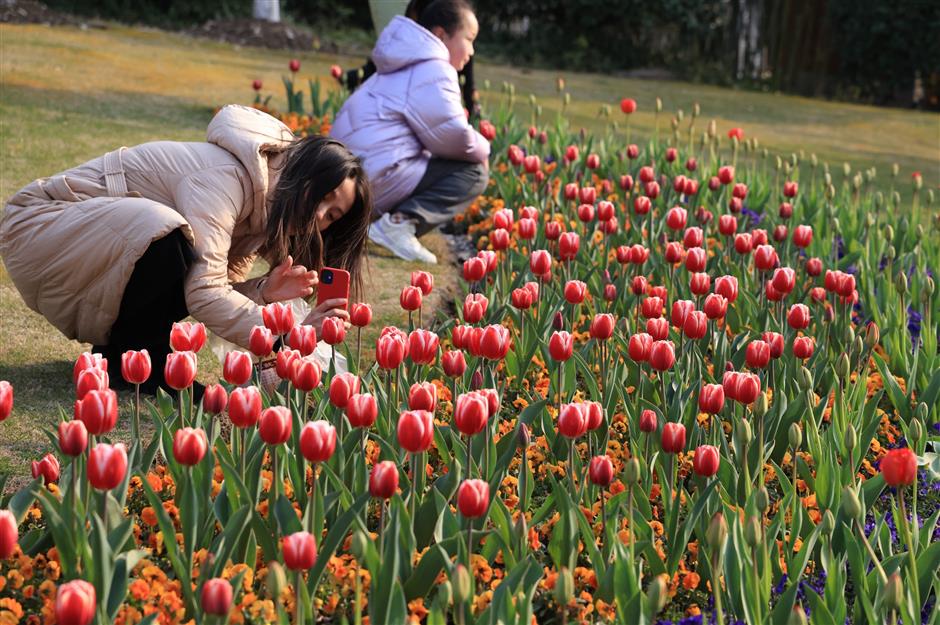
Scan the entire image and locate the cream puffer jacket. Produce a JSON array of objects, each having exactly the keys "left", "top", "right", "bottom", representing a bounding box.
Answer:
[{"left": 0, "top": 105, "right": 295, "bottom": 348}]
